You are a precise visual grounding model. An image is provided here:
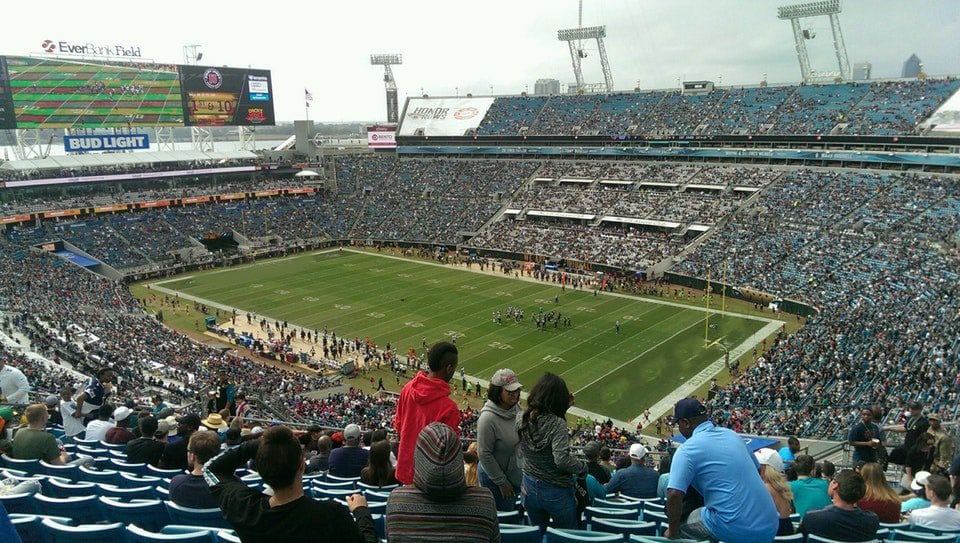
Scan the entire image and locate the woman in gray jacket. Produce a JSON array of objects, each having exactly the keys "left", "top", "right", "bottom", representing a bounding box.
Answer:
[
  {"left": 517, "top": 372, "right": 586, "bottom": 533},
  {"left": 477, "top": 368, "right": 524, "bottom": 511}
]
